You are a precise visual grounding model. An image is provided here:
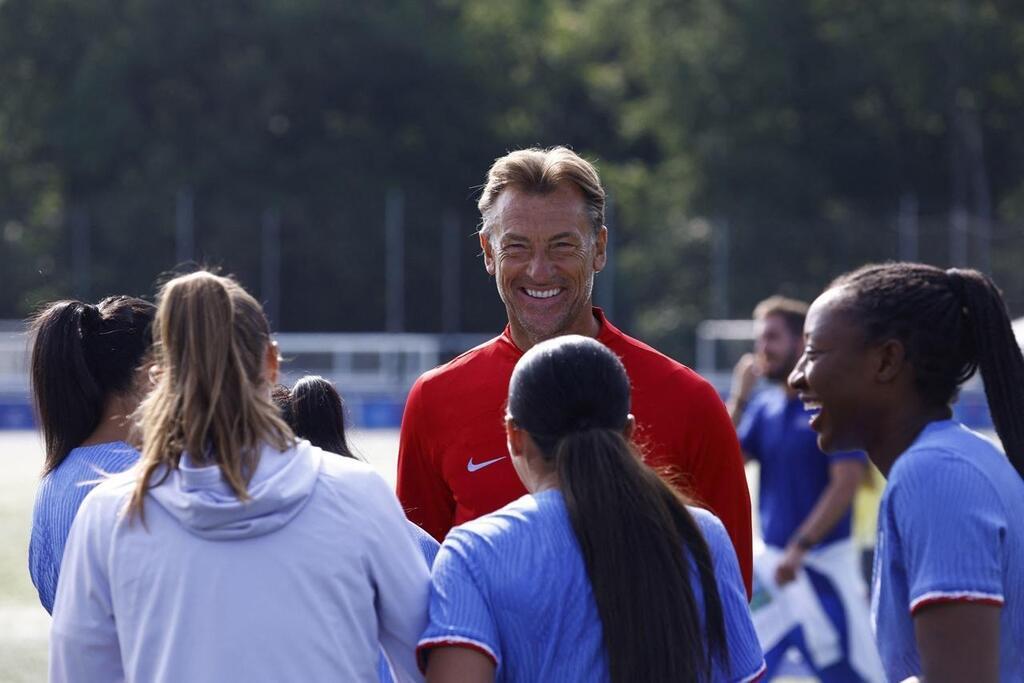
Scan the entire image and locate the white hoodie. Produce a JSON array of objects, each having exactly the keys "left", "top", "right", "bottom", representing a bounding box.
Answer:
[{"left": 50, "top": 440, "right": 428, "bottom": 682}]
